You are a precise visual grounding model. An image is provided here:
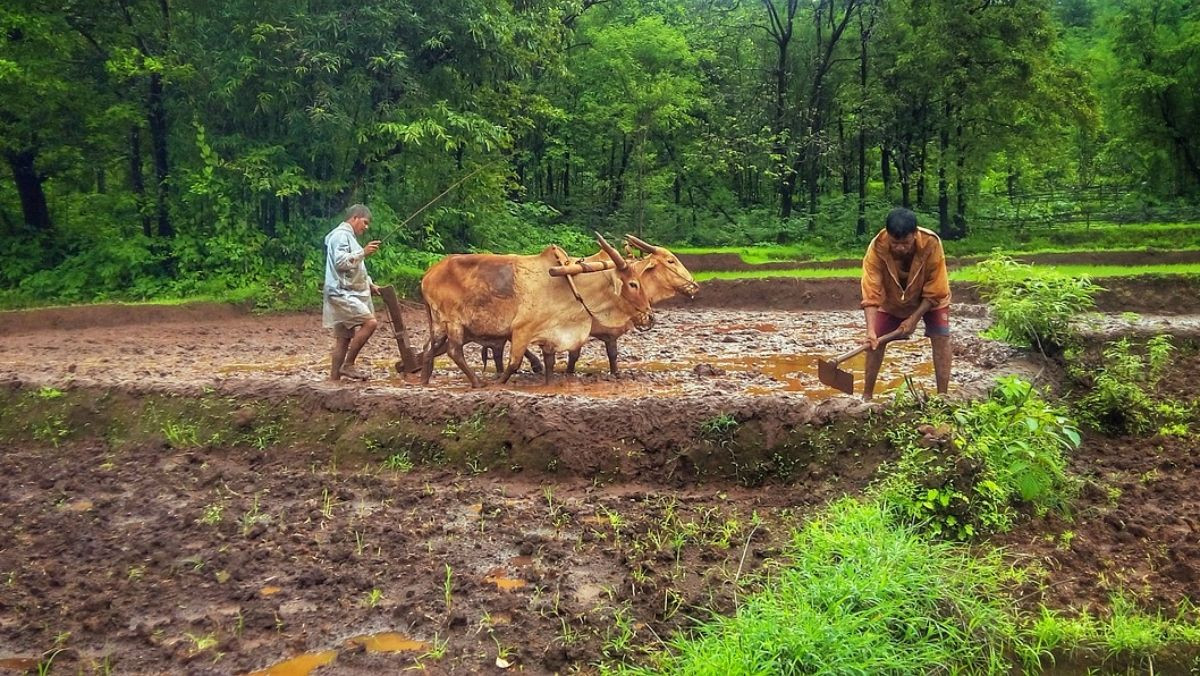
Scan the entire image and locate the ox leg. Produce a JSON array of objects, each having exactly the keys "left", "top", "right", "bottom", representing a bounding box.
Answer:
[
  {"left": 494, "top": 346, "right": 507, "bottom": 374},
  {"left": 566, "top": 349, "right": 581, "bottom": 375},
  {"left": 524, "top": 350, "right": 543, "bottom": 374},
  {"left": 500, "top": 335, "right": 532, "bottom": 385},
  {"left": 541, "top": 347, "right": 557, "bottom": 385},
  {"left": 447, "top": 338, "right": 482, "bottom": 388},
  {"left": 604, "top": 338, "right": 619, "bottom": 374},
  {"left": 480, "top": 346, "right": 492, "bottom": 372},
  {"left": 420, "top": 333, "right": 447, "bottom": 385}
]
